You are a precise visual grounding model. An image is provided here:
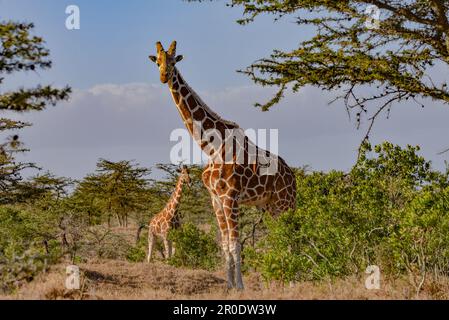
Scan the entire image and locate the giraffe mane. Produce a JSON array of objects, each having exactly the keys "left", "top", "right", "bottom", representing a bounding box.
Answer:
[{"left": 184, "top": 82, "right": 240, "bottom": 129}]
